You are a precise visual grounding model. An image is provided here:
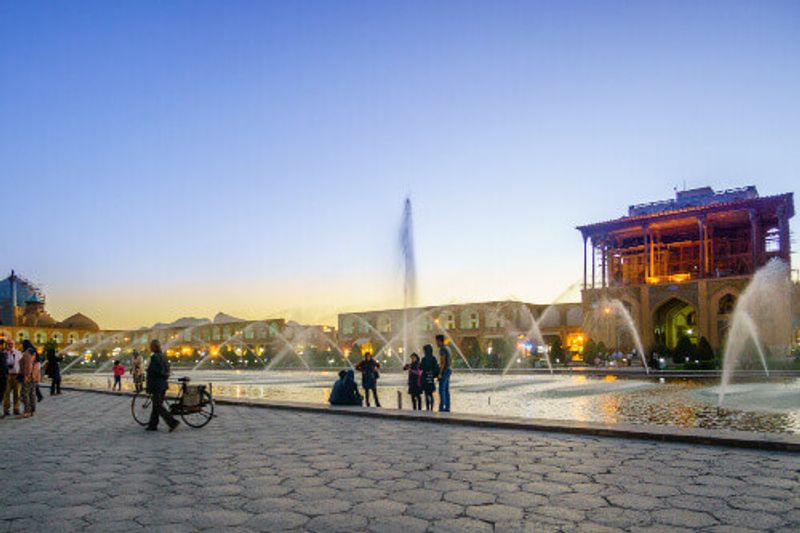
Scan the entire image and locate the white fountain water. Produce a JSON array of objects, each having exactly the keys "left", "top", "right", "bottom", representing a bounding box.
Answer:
[
  {"left": 718, "top": 259, "right": 792, "bottom": 407},
  {"left": 400, "top": 197, "right": 417, "bottom": 364},
  {"left": 606, "top": 299, "right": 650, "bottom": 374}
]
